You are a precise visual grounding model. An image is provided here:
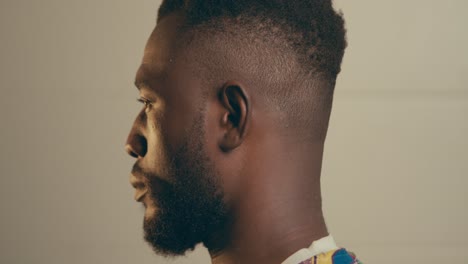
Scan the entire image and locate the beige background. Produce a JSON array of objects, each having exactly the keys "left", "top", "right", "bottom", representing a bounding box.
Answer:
[{"left": 1, "top": 0, "right": 467, "bottom": 263}]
